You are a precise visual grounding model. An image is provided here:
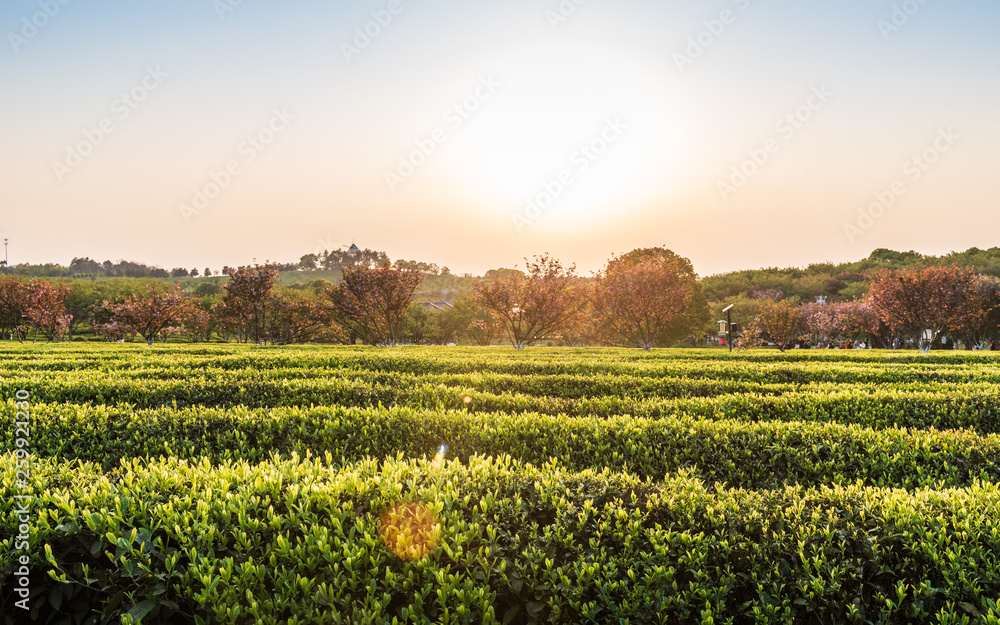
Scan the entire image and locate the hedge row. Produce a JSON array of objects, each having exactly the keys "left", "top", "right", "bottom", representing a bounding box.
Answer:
[
  {"left": 3, "top": 344, "right": 1000, "bottom": 382},
  {"left": 4, "top": 373, "right": 1000, "bottom": 433},
  {"left": 6, "top": 356, "right": 1000, "bottom": 388},
  {"left": 4, "top": 455, "right": 1000, "bottom": 624},
  {"left": 4, "top": 401, "right": 1000, "bottom": 490},
  {"left": 0, "top": 369, "right": 806, "bottom": 402}
]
